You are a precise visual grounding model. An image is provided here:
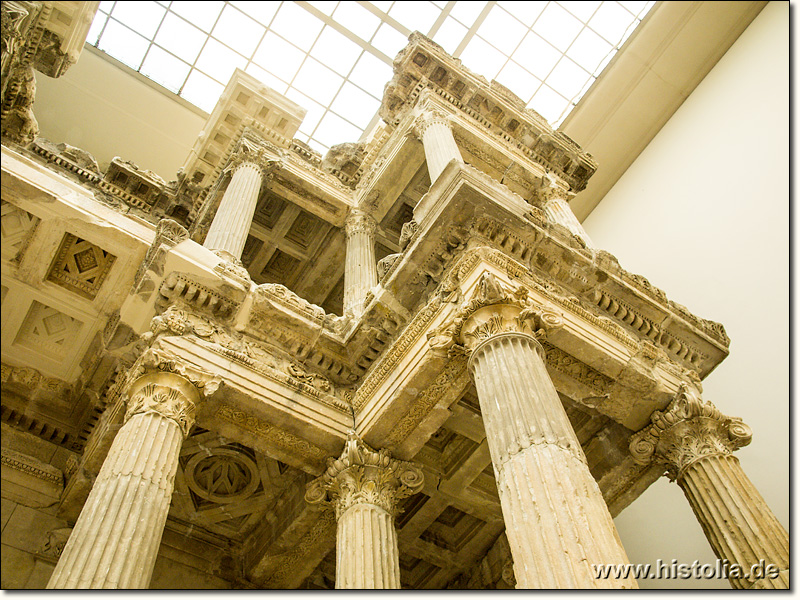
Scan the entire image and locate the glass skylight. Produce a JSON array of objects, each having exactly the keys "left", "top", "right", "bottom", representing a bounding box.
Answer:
[{"left": 87, "top": 1, "right": 654, "bottom": 155}]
